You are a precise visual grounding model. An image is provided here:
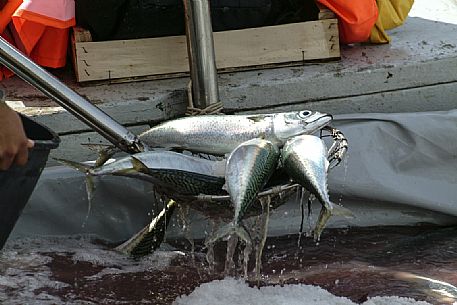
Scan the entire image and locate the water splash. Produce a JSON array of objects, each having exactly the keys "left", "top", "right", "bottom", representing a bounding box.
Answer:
[
  {"left": 178, "top": 205, "right": 196, "bottom": 263},
  {"left": 337, "top": 148, "right": 350, "bottom": 207},
  {"left": 225, "top": 234, "right": 238, "bottom": 276},
  {"left": 81, "top": 174, "right": 96, "bottom": 228},
  {"left": 205, "top": 219, "right": 220, "bottom": 273},
  {"left": 254, "top": 196, "right": 271, "bottom": 282}
]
